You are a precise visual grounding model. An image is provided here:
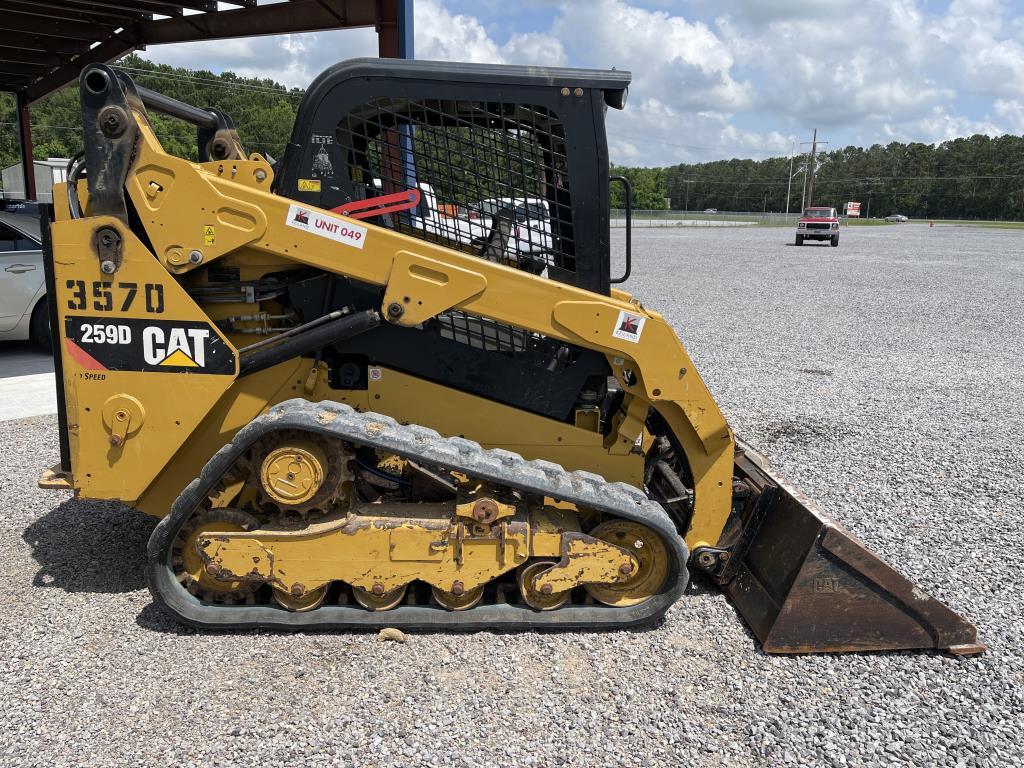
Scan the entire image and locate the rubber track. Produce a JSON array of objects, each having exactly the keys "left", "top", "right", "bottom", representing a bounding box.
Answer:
[{"left": 147, "top": 399, "right": 689, "bottom": 631}]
